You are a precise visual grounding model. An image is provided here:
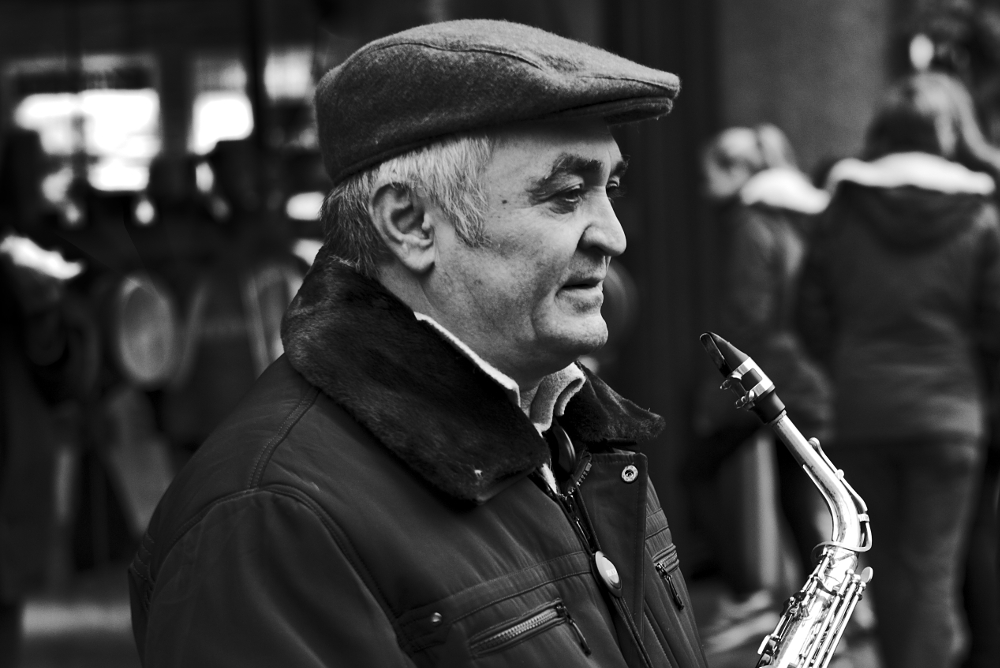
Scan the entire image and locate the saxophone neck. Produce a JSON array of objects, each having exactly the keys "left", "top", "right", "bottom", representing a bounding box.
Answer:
[
  {"left": 700, "top": 331, "right": 872, "bottom": 555},
  {"left": 770, "top": 414, "right": 871, "bottom": 553}
]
